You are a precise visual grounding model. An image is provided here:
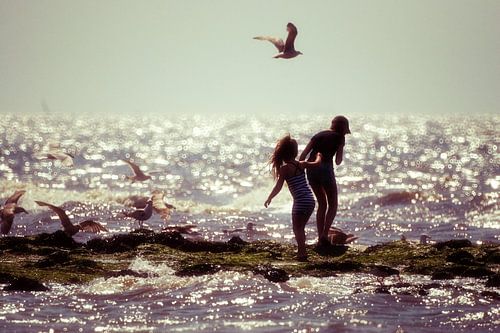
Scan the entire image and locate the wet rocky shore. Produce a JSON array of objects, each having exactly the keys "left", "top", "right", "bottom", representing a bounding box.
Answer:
[{"left": 1, "top": 230, "right": 499, "bottom": 296}]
